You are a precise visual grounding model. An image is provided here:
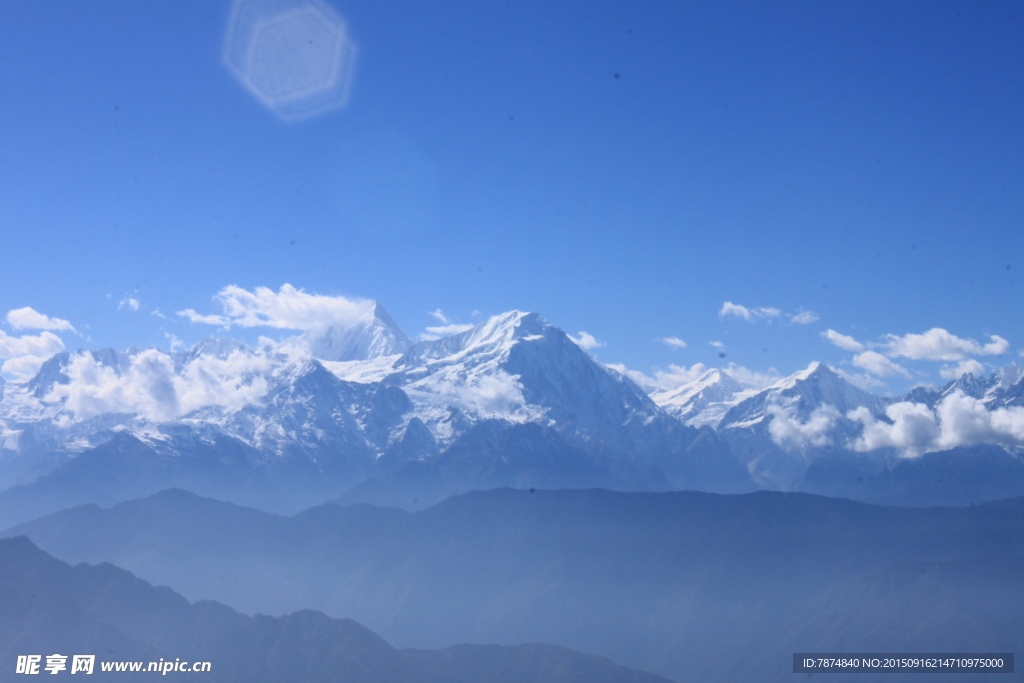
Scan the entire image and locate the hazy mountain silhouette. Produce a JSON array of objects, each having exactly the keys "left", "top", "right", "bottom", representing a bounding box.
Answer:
[
  {"left": 8, "top": 487, "right": 1024, "bottom": 682},
  {"left": 0, "top": 536, "right": 670, "bottom": 683}
]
